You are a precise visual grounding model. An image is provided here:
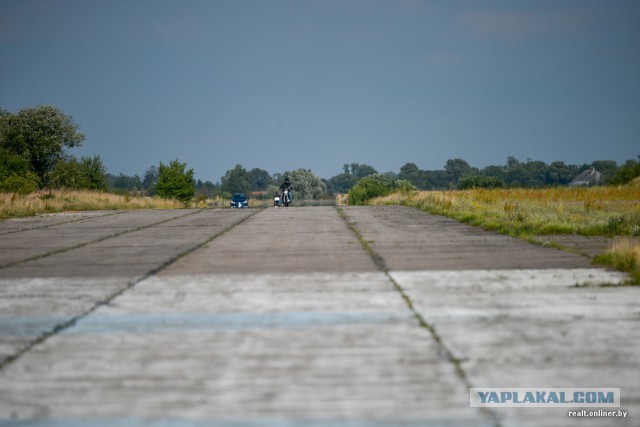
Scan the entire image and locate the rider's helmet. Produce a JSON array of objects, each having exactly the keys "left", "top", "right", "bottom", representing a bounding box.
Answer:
[{"left": 284, "top": 177, "right": 290, "bottom": 185}]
